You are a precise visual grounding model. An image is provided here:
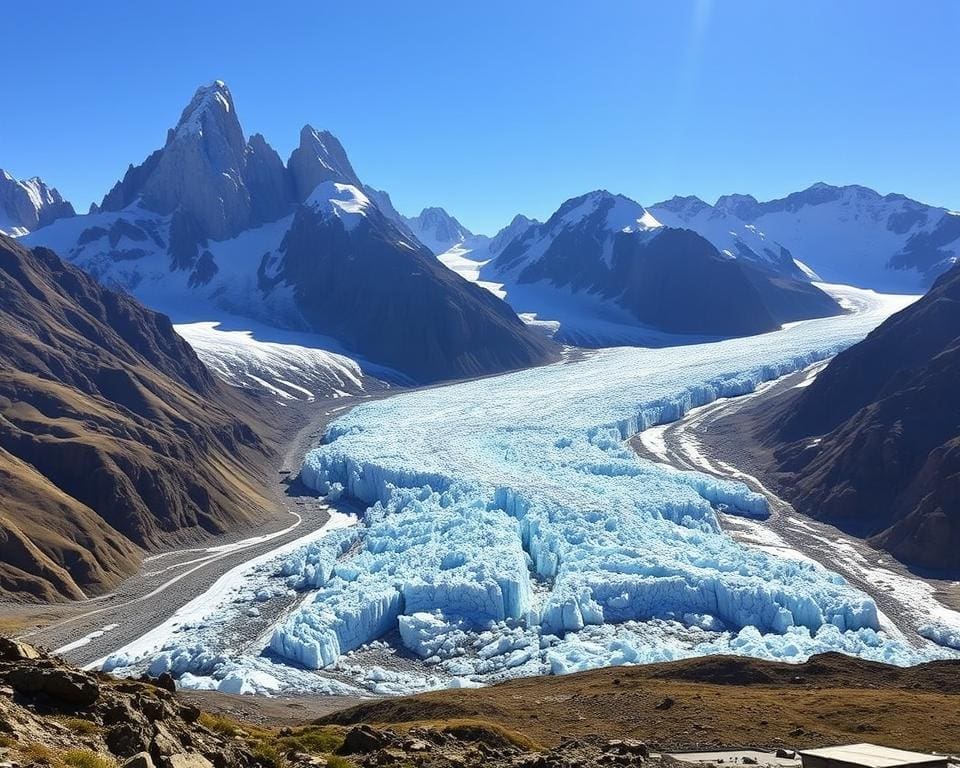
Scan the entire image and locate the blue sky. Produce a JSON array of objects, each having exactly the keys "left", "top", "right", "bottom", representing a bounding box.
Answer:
[{"left": 4, "top": 1, "right": 958, "bottom": 234}]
